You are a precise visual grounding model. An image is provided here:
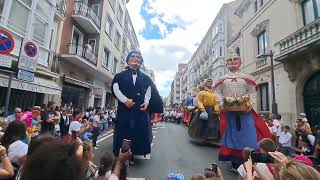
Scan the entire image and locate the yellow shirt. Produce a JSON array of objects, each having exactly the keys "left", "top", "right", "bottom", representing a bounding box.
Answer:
[{"left": 197, "top": 88, "right": 219, "bottom": 112}]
